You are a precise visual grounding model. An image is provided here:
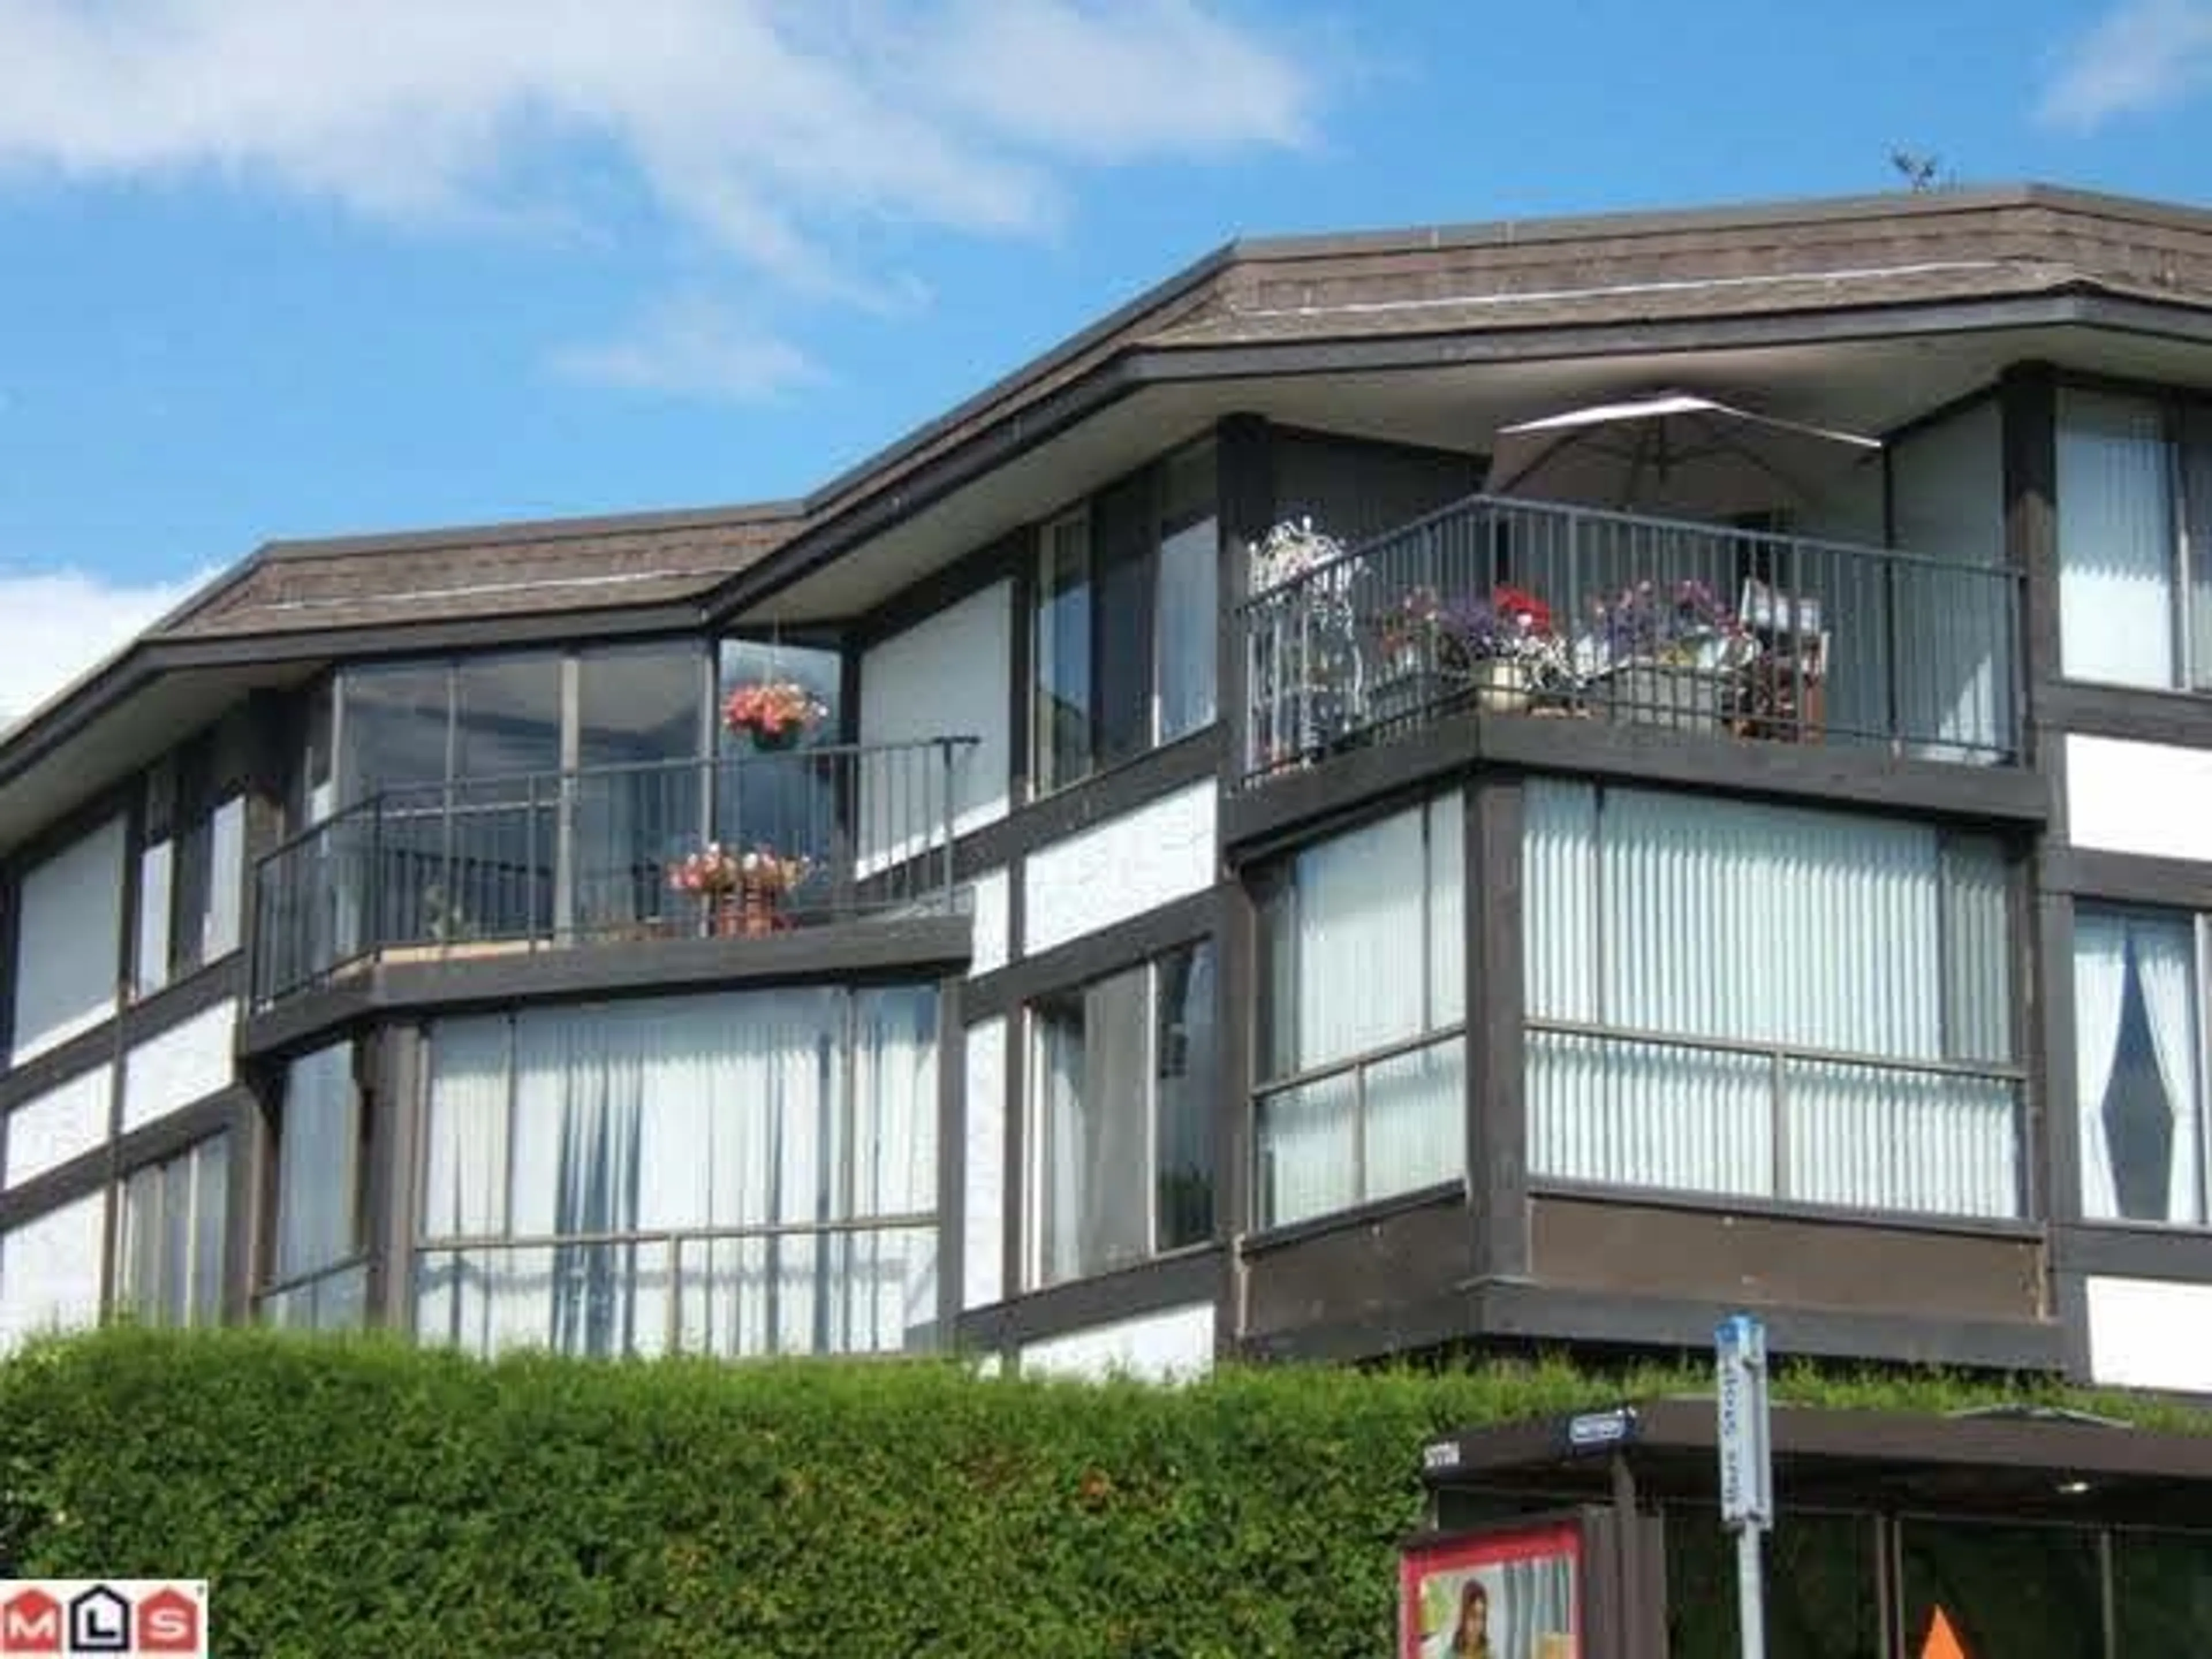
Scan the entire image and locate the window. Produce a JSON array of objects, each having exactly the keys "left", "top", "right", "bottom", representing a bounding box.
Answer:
[
  {"left": 1899, "top": 1520, "right": 2102, "bottom": 1659},
  {"left": 135, "top": 740, "right": 246, "bottom": 997},
  {"left": 2075, "top": 907, "right": 2206, "bottom": 1226},
  {"left": 414, "top": 986, "right": 938, "bottom": 1359},
  {"left": 9, "top": 814, "right": 126, "bottom": 1066},
  {"left": 118, "top": 1135, "right": 229, "bottom": 1328},
  {"left": 1028, "top": 941, "right": 1217, "bottom": 1286},
  {"left": 2057, "top": 388, "right": 2212, "bottom": 690},
  {"left": 262, "top": 1042, "right": 369, "bottom": 1331},
  {"left": 1524, "top": 783, "right": 2020, "bottom": 1217},
  {"left": 1255, "top": 799, "right": 1465, "bottom": 1228},
  {"left": 1032, "top": 444, "right": 1218, "bottom": 792}
]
